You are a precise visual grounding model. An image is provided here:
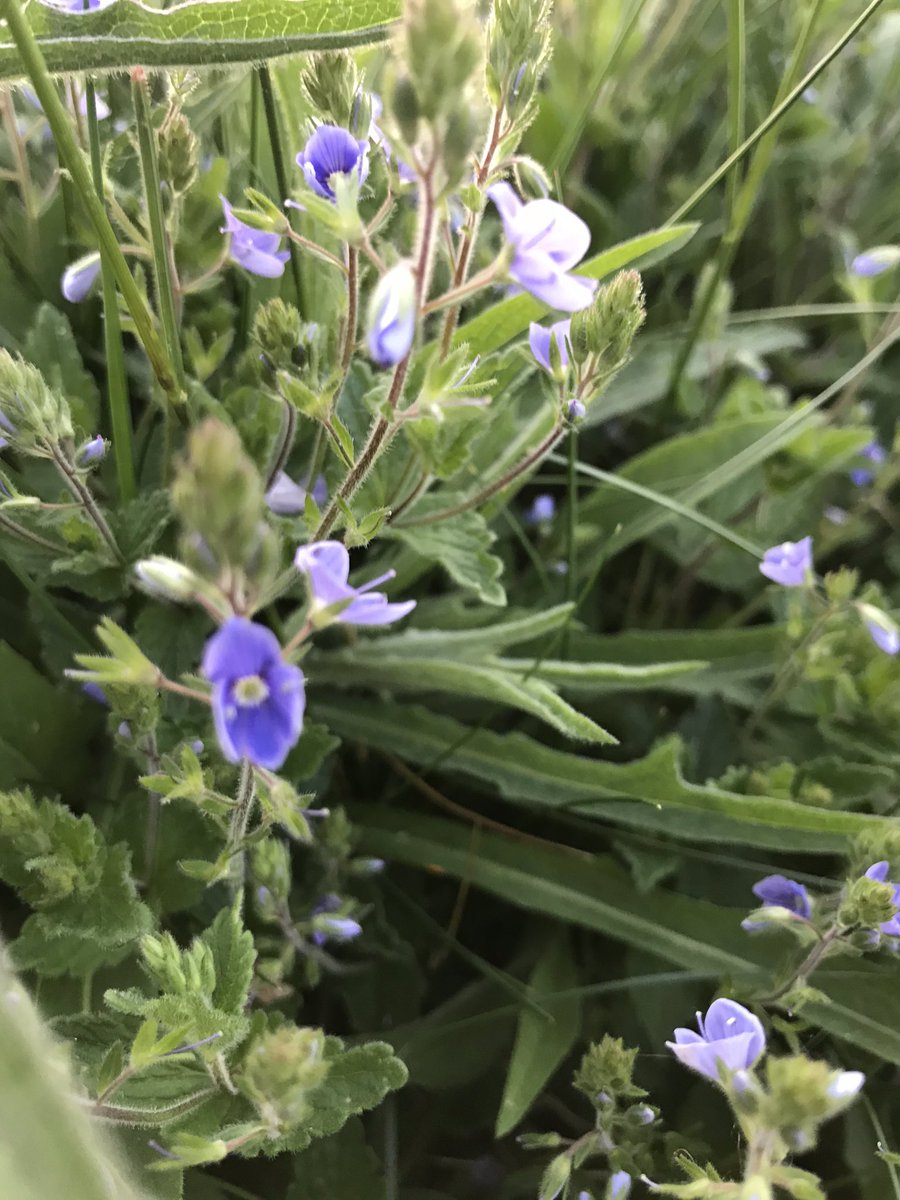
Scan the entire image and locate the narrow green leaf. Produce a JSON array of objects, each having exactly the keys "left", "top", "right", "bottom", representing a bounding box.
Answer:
[
  {"left": 391, "top": 603, "right": 576, "bottom": 657},
  {"left": 452, "top": 223, "right": 699, "bottom": 358},
  {"left": 497, "top": 656, "right": 709, "bottom": 692},
  {"left": 495, "top": 938, "right": 580, "bottom": 1137},
  {"left": 0, "top": 0, "right": 400, "bottom": 80},
  {"left": 314, "top": 654, "right": 617, "bottom": 744},
  {"left": 318, "top": 699, "right": 894, "bottom": 849}
]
